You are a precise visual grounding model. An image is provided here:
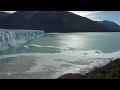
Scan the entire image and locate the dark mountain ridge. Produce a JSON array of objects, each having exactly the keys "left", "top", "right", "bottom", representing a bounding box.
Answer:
[
  {"left": 0, "top": 11, "right": 118, "bottom": 32},
  {"left": 97, "top": 20, "right": 120, "bottom": 31}
]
